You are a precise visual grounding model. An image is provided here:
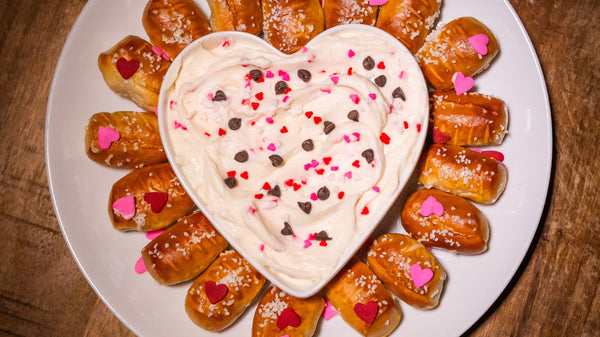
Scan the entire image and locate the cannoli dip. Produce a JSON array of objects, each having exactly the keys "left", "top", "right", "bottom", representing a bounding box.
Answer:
[{"left": 161, "top": 25, "right": 428, "bottom": 295}]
